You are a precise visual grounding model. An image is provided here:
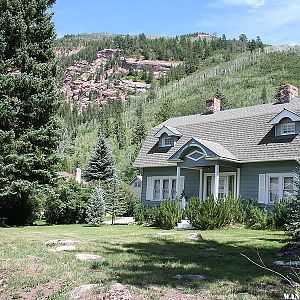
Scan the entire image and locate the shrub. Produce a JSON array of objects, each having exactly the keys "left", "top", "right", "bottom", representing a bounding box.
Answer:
[
  {"left": 155, "top": 199, "right": 182, "bottom": 229},
  {"left": 285, "top": 196, "right": 300, "bottom": 241},
  {"left": 185, "top": 196, "right": 239, "bottom": 230},
  {"left": 119, "top": 182, "right": 139, "bottom": 217},
  {"left": 85, "top": 185, "right": 106, "bottom": 226},
  {"left": 134, "top": 203, "right": 159, "bottom": 225},
  {"left": 273, "top": 199, "right": 289, "bottom": 229},
  {"left": 244, "top": 206, "right": 271, "bottom": 230},
  {"left": 44, "top": 179, "right": 90, "bottom": 224},
  {"left": 0, "top": 181, "right": 41, "bottom": 226}
]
